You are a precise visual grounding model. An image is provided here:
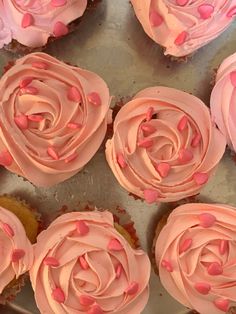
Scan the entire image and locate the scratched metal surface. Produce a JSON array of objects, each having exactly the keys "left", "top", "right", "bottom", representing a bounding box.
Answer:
[{"left": 0, "top": 1, "right": 236, "bottom": 313}]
